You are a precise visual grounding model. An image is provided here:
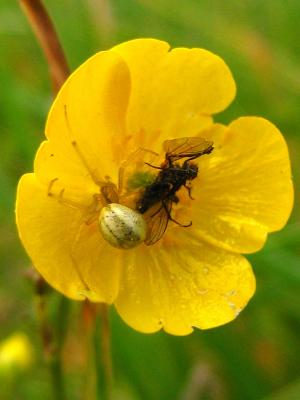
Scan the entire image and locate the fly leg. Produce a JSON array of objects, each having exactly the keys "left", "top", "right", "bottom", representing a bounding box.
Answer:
[
  {"left": 144, "top": 162, "right": 163, "bottom": 170},
  {"left": 184, "top": 183, "right": 195, "bottom": 200},
  {"left": 163, "top": 201, "right": 192, "bottom": 228}
]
